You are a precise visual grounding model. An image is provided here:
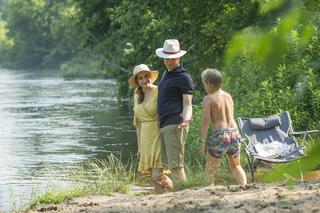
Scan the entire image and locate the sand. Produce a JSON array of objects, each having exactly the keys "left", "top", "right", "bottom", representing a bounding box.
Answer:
[{"left": 23, "top": 180, "right": 320, "bottom": 213}]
